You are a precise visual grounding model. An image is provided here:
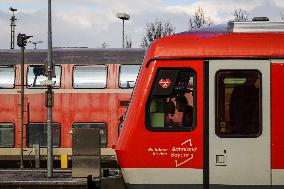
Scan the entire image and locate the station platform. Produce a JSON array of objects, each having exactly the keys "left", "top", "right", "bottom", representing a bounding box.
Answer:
[
  {"left": 0, "top": 168, "right": 125, "bottom": 189},
  {"left": 0, "top": 169, "right": 88, "bottom": 189}
]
